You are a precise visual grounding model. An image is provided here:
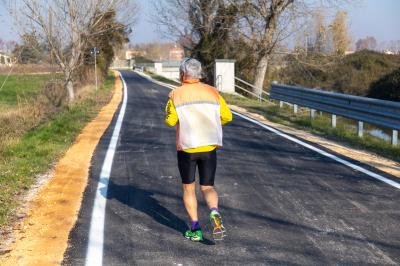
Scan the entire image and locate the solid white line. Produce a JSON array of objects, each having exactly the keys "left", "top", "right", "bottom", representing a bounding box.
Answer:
[
  {"left": 233, "top": 111, "right": 400, "bottom": 190},
  {"left": 137, "top": 73, "right": 400, "bottom": 190},
  {"left": 85, "top": 72, "right": 128, "bottom": 266}
]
